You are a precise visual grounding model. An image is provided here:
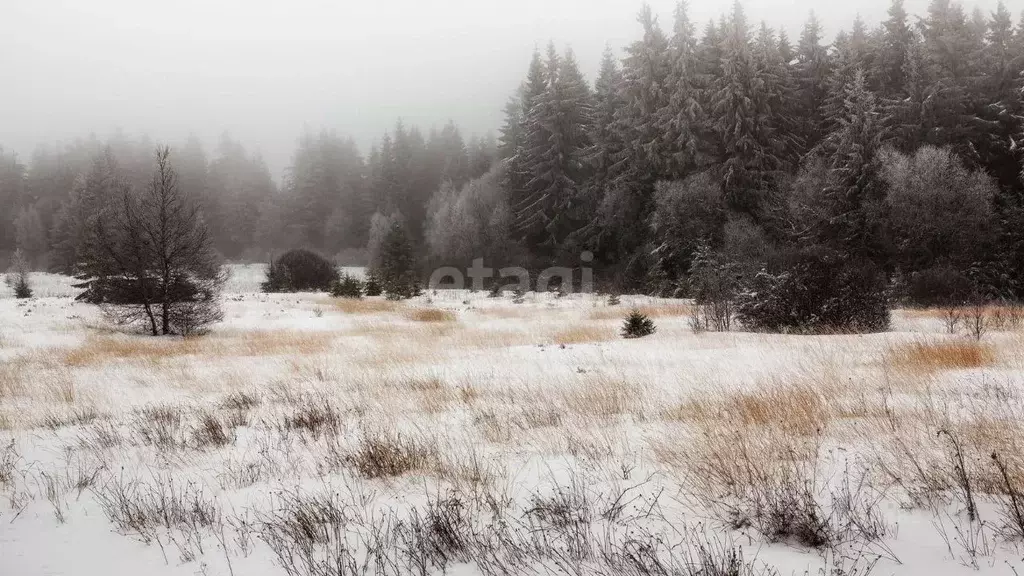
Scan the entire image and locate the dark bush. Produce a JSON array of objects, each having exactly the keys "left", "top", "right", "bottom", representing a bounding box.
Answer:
[
  {"left": 363, "top": 274, "right": 383, "bottom": 297},
  {"left": 262, "top": 249, "right": 338, "bottom": 293},
  {"left": 378, "top": 221, "right": 416, "bottom": 300},
  {"left": 330, "top": 274, "right": 363, "bottom": 299},
  {"left": 621, "top": 309, "right": 656, "bottom": 339},
  {"left": 13, "top": 274, "right": 32, "bottom": 299},
  {"left": 736, "top": 250, "right": 890, "bottom": 334},
  {"left": 902, "top": 262, "right": 974, "bottom": 308}
]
